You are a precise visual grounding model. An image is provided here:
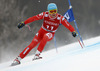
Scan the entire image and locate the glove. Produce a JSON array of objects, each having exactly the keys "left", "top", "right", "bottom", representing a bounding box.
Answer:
[
  {"left": 17, "top": 22, "right": 25, "bottom": 29},
  {"left": 72, "top": 31, "right": 78, "bottom": 37}
]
